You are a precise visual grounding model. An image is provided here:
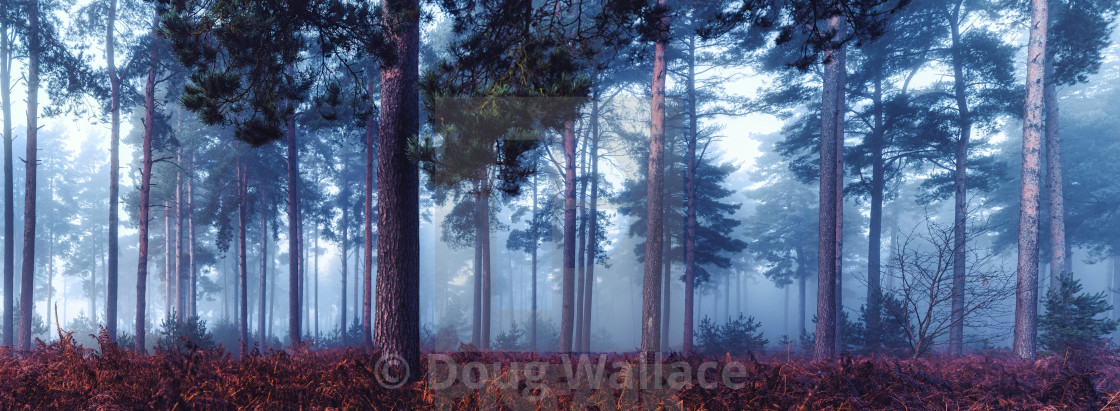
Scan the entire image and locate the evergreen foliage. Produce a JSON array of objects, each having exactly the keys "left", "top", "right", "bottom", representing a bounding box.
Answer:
[
  {"left": 695, "top": 314, "right": 767, "bottom": 357},
  {"left": 1039, "top": 275, "right": 1118, "bottom": 354},
  {"left": 157, "top": 315, "right": 214, "bottom": 351}
]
